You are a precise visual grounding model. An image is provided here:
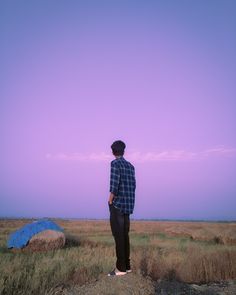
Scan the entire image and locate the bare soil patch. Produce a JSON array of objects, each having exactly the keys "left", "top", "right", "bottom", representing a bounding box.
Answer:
[
  {"left": 48, "top": 273, "right": 155, "bottom": 295},
  {"left": 48, "top": 276, "right": 236, "bottom": 295},
  {"left": 155, "top": 279, "right": 236, "bottom": 295}
]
